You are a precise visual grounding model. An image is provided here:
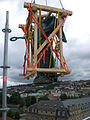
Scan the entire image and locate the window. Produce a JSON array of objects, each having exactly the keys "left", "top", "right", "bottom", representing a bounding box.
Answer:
[
  {"left": 32, "top": 109, "right": 34, "bottom": 113},
  {"left": 35, "top": 109, "right": 38, "bottom": 113},
  {"left": 62, "top": 111, "right": 66, "bottom": 117},
  {"left": 50, "top": 111, "right": 52, "bottom": 115},
  {"left": 58, "top": 111, "right": 61, "bottom": 116},
  {"left": 41, "top": 114, "right": 43, "bottom": 120},
  {"left": 45, "top": 116, "right": 47, "bottom": 120},
  {"left": 50, "top": 116, "right": 53, "bottom": 120},
  {"left": 32, "top": 115, "right": 34, "bottom": 120}
]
